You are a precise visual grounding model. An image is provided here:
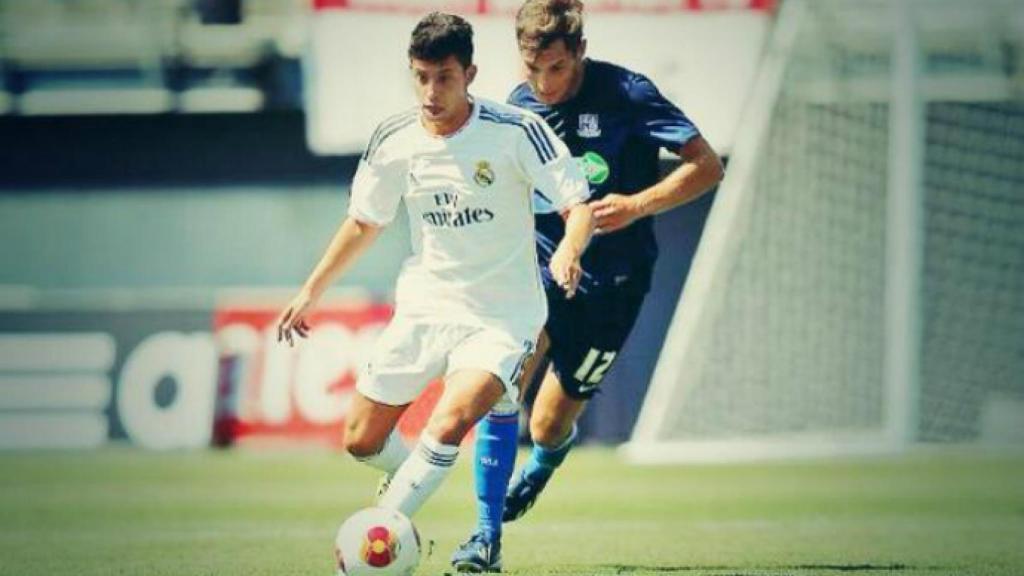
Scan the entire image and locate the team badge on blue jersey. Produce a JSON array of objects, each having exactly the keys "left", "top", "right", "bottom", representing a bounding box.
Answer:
[
  {"left": 473, "top": 160, "right": 495, "bottom": 187},
  {"left": 577, "top": 113, "right": 601, "bottom": 138}
]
